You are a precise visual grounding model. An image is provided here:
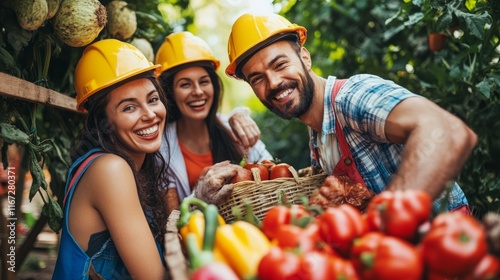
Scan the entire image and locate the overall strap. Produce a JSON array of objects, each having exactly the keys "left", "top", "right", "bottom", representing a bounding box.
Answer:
[
  {"left": 331, "top": 79, "right": 349, "bottom": 157},
  {"left": 63, "top": 152, "right": 105, "bottom": 207},
  {"left": 331, "top": 79, "right": 367, "bottom": 187},
  {"left": 333, "top": 79, "right": 347, "bottom": 97}
]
